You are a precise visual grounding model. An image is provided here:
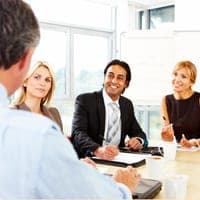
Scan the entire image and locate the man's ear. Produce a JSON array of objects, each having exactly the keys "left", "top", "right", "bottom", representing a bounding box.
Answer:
[
  {"left": 18, "top": 48, "right": 34, "bottom": 72},
  {"left": 125, "top": 80, "right": 129, "bottom": 88}
]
